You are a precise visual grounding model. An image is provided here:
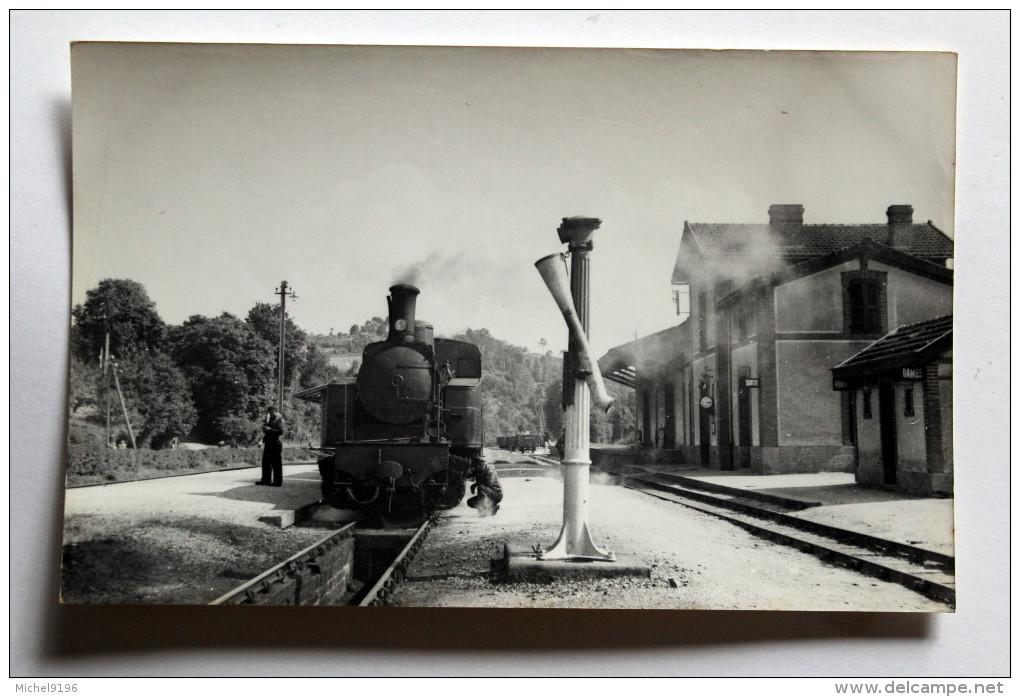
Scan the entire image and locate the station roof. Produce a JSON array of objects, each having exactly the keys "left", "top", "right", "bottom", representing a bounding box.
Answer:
[
  {"left": 717, "top": 237, "right": 954, "bottom": 308},
  {"left": 673, "top": 220, "right": 954, "bottom": 285},
  {"left": 293, "top": 379, "right": 356, "bottom": 403},
  {"left": 832, "top": 315, "right": 953, "bottom": 379}
]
